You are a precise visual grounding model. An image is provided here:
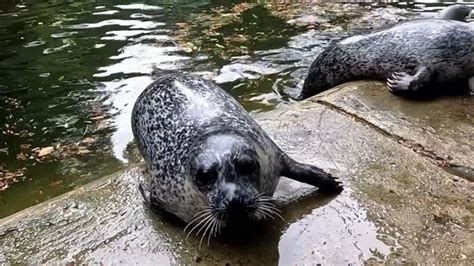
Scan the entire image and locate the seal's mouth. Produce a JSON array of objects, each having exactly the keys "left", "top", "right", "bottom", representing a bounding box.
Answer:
[{"left": 183, "top": 194, "right": 282, "bottom": 248}]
